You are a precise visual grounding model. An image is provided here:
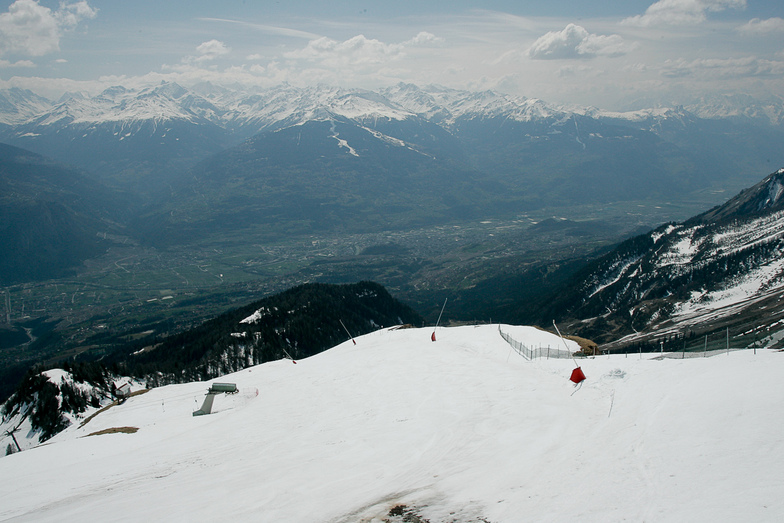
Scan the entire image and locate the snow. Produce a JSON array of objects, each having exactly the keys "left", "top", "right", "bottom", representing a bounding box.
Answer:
[
  {"left": 651, "top": 224, "right": 677, "bottom": 243},
  {"left": 711, "top": 211, "right": 784, "bottom": 254},
  {"left": 588, "top": 255, "right": 643, "bottom": 298},
  {"left": 672, "top": 256, "right": 784, "bottom": 319},
  {"left": 1, "top": 325, "right": 782, "bottom": 522},
  {"left": 656, "top": 230, "right": 704, "bottom": 268}
]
